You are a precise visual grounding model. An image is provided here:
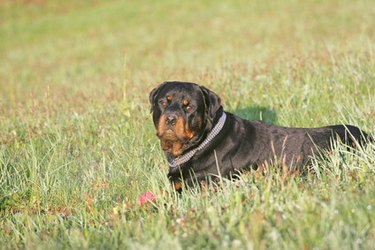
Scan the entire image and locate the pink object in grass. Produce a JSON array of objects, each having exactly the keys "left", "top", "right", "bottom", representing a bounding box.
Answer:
[{"left": 139, "top": 192, "right": 156, "bottom": 206}]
